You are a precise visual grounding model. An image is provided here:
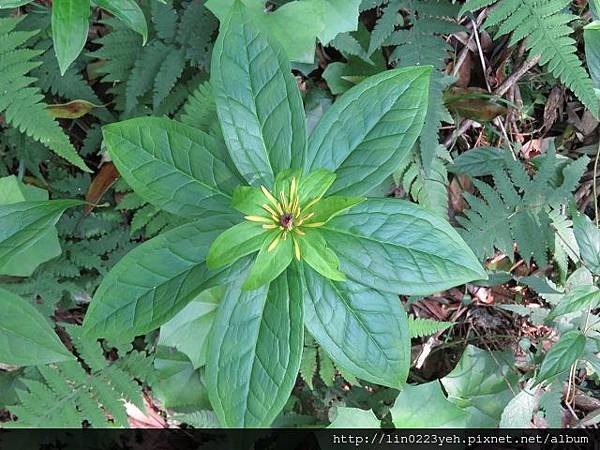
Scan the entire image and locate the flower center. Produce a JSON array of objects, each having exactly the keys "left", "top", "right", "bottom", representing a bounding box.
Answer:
[
  {"left": 280, "top": 212, "right": 294, "bottom": 230},
  {"left": 244, "top": 175, "right": 327, "bottom": 260}
]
